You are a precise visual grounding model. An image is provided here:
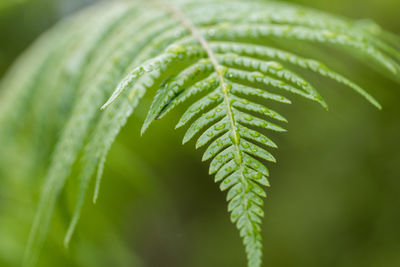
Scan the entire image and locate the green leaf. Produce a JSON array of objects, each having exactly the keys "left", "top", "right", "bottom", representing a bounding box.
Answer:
[{"left": 0, "top": 1, "right": 398, "bottom": 267}]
